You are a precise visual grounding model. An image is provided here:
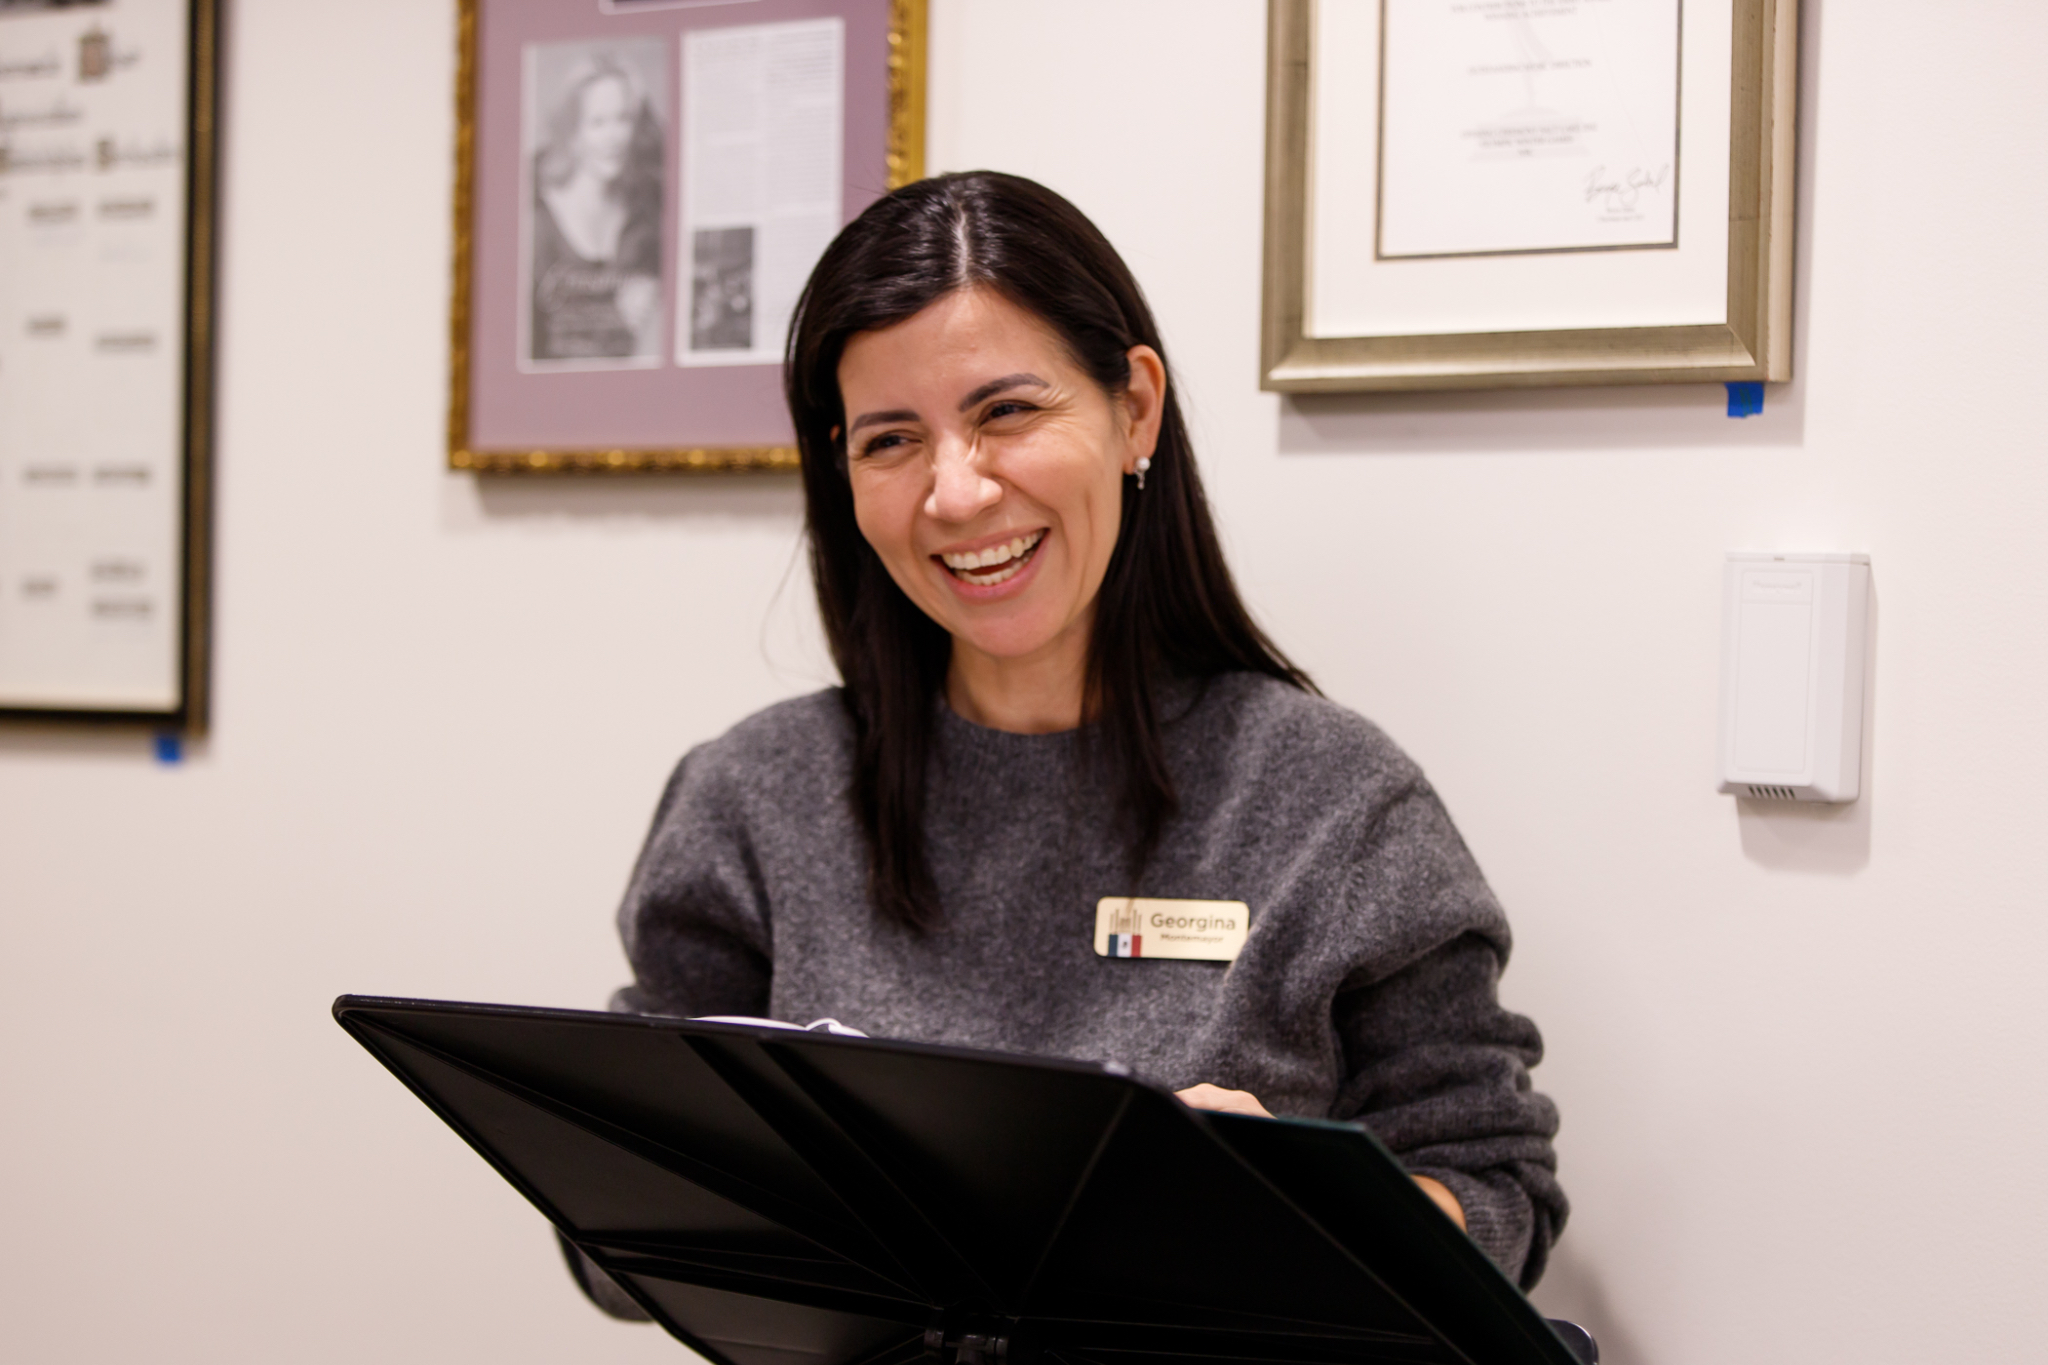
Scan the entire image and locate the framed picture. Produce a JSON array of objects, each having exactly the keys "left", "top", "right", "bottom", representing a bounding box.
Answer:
[
  {"left": 1261, "top": 0, "right": 1798, "bottom": 393},
  {"left": 0, "top": 0, "right": 220, "bottom": 730},
  {"left": 449, "top": 0, "right": 927, "bottom": 474}
]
